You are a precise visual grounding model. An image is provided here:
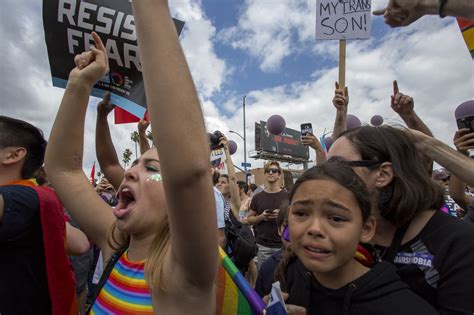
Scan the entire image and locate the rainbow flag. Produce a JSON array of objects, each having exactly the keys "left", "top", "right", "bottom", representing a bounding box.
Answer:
[
  {"left": 216, "top": 247, "right": 266, "bottom": 315},
  {"left": 320, "top": 134, "right": 328, "bottom": 160},
  {"left": 457, "top": 18, "right": 474, "bottom": 59}
]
